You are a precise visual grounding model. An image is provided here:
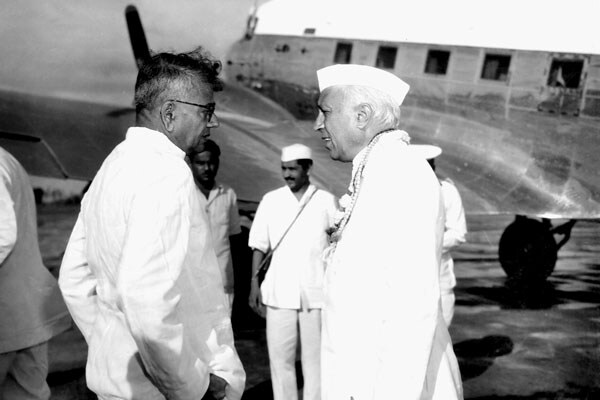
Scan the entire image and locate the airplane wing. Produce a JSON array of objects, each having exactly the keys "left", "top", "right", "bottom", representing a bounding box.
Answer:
[
  {"left": 403, "top": 106, "right": 600, "bottom": 219},
  {"left": 0, "top": 0, "right": 336, "bottom": 205},
  {"left": 0, "top": 90, "right": 131, "bottom": 180}
]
